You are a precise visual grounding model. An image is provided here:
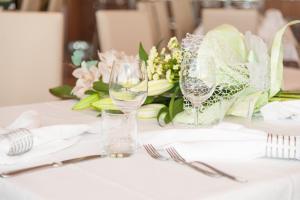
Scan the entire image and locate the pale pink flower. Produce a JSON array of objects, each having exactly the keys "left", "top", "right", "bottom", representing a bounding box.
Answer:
[
  {"left": 98, "top": 50, "right": 139, "bottom": 83},
  {"left": 72, "top": 62, "right": 100, "bottom": 98}
]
